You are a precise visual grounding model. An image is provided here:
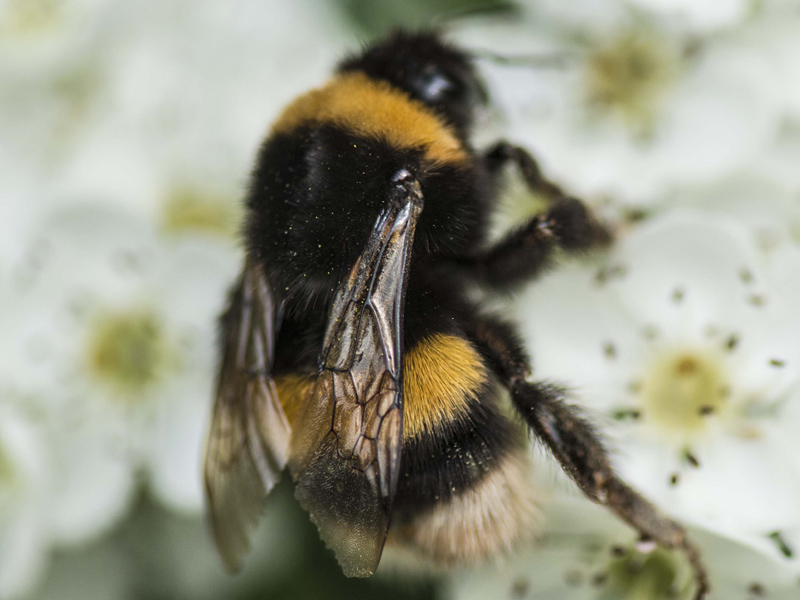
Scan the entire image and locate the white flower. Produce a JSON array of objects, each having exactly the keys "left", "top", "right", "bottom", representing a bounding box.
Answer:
[
  {"left": 752, "top": 127, "right": 800, "bottom": 199},
  {"left": 1, "top": 0, "right": 351, "bottom": 239},
  {"left": 515, "top": 211, "right": 800, "bottom": 563},
  {"left": 0, "top": 0, "right": 113, "bottom": 63},
  {"left": 0, "top": 366, "right": 133, "bottom": 599},
  {"left": 672, "top": 176, "right": 800, "bottom": 255},
  {"left": 47, "top": 0, "right": 350, "bottom": 221},
  {"left": 0, "top": 146, "right": 45, "bottom": 275},
  {"left": 7, "top": 205, "right": 239, "bottom": 515},
  {"left": 767, "top": 242, "right": 800, "bottom": 309},
  {"left": 0, "top": 404, "right": 49, "bottom": 599},
  {"left": 741, "top": 16, "right": 800, "bottom": 121},
  {"left": 733, "top": 14, "right": 800, "bottom": 197},
  {"left": 459, "top": 6, "right": 783, "bottom": 206},
  {"left": 0, "top": 0, "right": 121, "bottom": 174},
  {"left": 760, "top": 0, "right": 800, "bottom": 22},
  {"left": 526, "top": 0, "right": 753, "bottom": 34},
  {"left": 448, "top": 492, "right": 800, "bottom": 600},
  {"left": 622, "top": 0, "right": 752, "bottom": 33}
]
